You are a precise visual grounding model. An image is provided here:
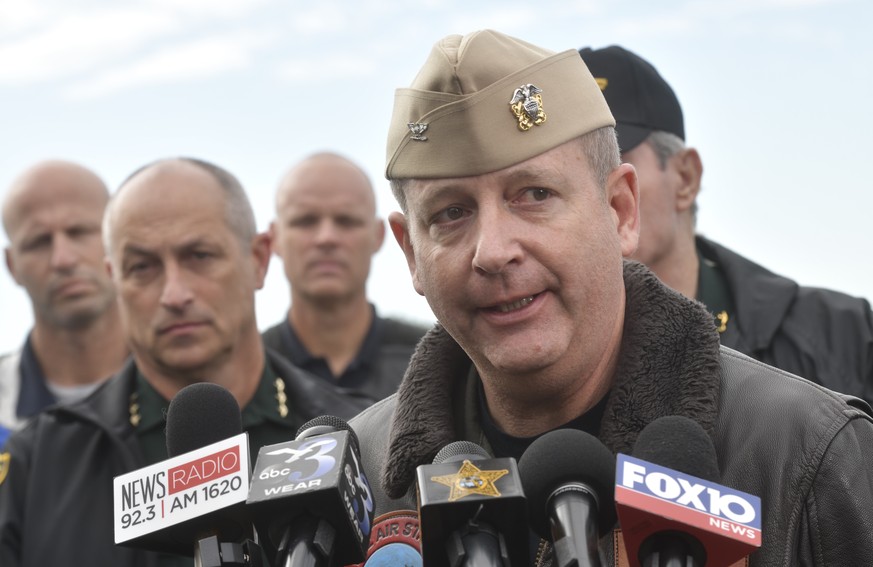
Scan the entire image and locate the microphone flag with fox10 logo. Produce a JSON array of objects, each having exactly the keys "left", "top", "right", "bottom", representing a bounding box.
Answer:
[
  {"left": 112, "top": 432, "right": 251, "bottom": 554},
  {"left": 614, "top": 454, "right": 761, "bottom": 567},
  {"left": 246, "top": 428, "right": 374, "bottom": 566}
]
